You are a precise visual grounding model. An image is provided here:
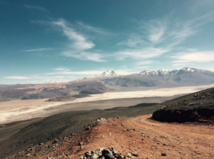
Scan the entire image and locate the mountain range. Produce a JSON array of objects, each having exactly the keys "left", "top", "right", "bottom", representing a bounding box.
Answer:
[
  {"left": 1, "top": 67, "right": 214, "bottom": 101},
  {"left": 92, "top": 67, "right": 212, "bottom": 78},
  {"left": 86, "top": 67, "right": 214, "bottom": 87}
]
